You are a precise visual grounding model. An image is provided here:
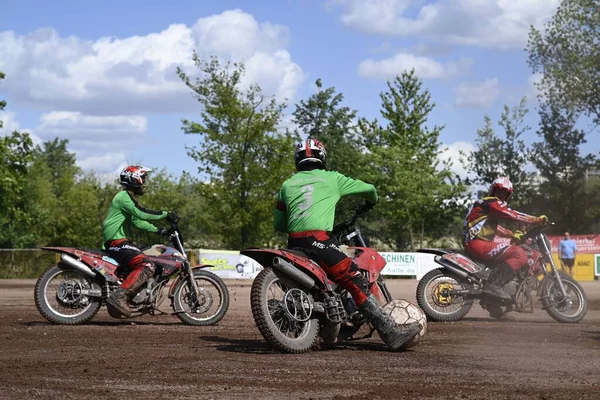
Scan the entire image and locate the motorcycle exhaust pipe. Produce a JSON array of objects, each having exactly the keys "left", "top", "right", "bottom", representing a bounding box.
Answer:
[
  {"left": 59, "top": 254, "right": 97, "bottom": 279},
  {"left": 272, "top": 257, "right": 316, "bottom": 290},
  {"left": 435, "top": 257, "right": 471, "bottom": 280}
]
